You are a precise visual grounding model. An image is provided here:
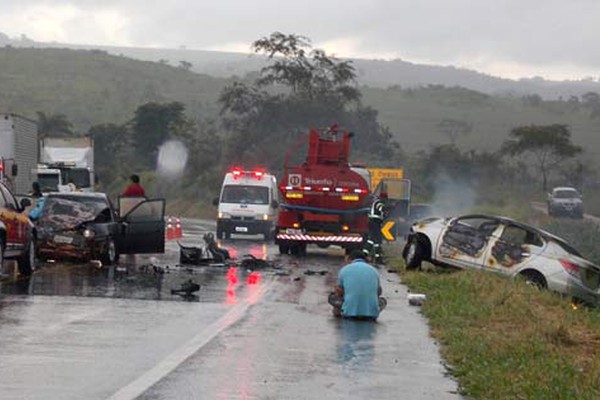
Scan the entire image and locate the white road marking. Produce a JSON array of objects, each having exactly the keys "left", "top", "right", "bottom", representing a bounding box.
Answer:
[{"left": 106, "top": 278, "right": 274, "bottom": 400}]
